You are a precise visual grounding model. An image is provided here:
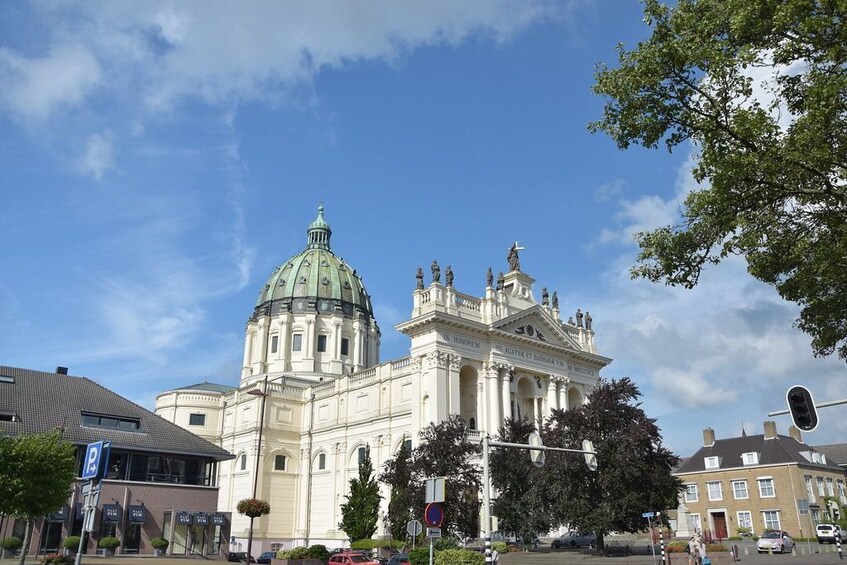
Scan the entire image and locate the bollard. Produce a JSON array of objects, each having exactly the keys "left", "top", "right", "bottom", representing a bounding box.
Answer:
[
  {"left": 743, "top": 546, "right": 749, "bottom": 556},
  {"left": 837, "top": 533, "right": 843, "bottom": 560},
  {"left": 769, "top": 544, "right": 773, "bottom": 556},
  {"left": 659, "top": 527, "right": 665, "bottom": 564},
  {"left": 800, "top": 546, "right": 806, "bottom": 555},
  {"left": 791, "top": 546, "right": 796, "bottom": 557}
]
